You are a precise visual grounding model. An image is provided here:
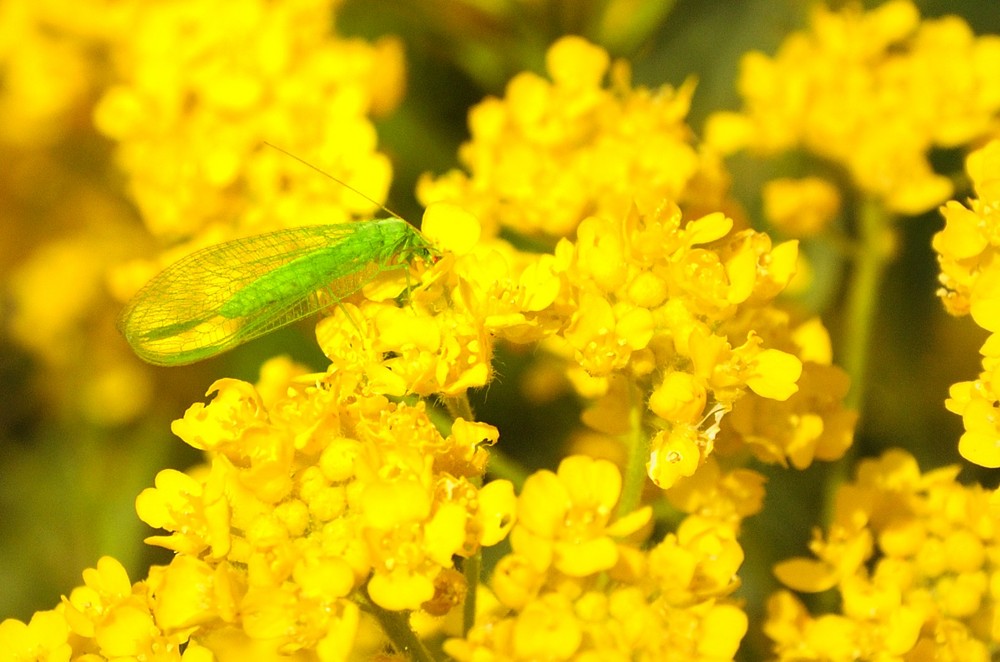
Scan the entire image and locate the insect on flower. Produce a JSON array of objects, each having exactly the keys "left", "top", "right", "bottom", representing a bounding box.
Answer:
[
  {"left": 119, "top": 147, "right": 438, "bottom": 366},
  {"left": 118, "top": 217, "right": 438, "bottom": 366}
]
